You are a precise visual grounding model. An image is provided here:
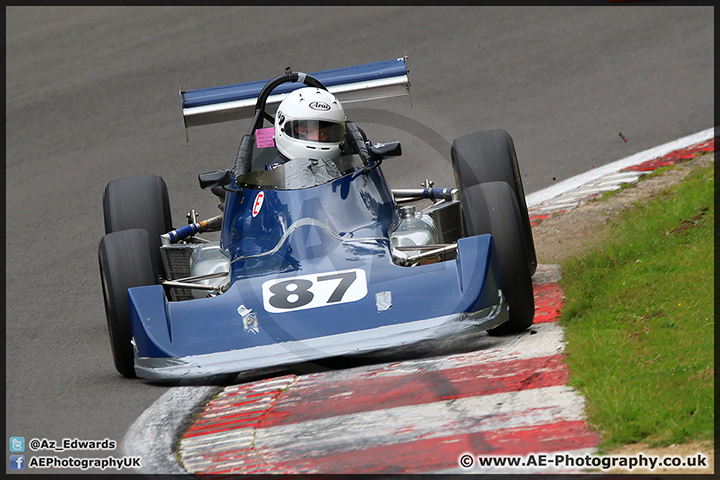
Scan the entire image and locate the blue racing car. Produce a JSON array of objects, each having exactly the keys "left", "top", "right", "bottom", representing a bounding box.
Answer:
[{"left": 98, "top": 58, "right": 537, "bottom": 380}]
